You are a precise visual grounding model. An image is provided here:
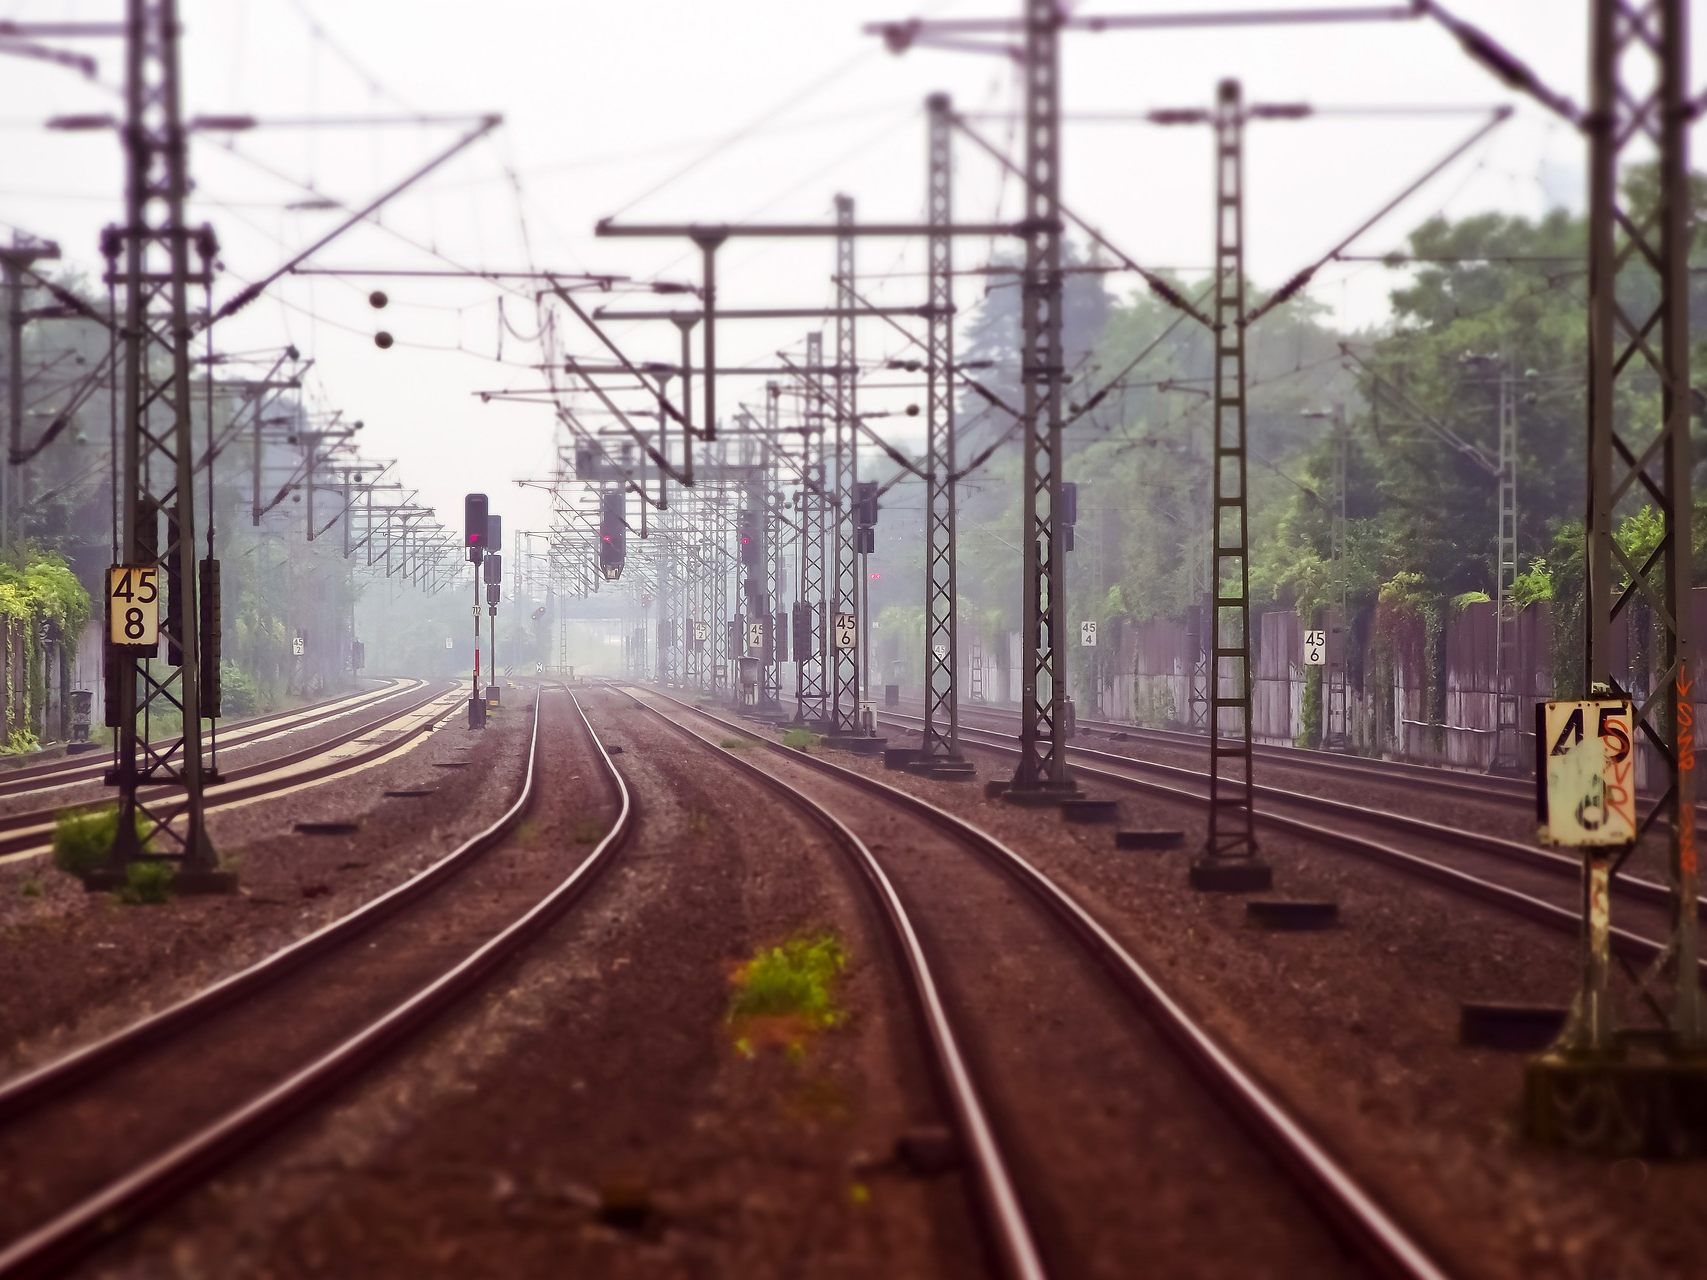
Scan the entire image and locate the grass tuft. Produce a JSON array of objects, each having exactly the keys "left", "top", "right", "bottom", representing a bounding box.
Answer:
[
  {"left": 116, "top": 859, "right": 175, "bottom": 905},
  {"left": 570, "top": 816, "right": 606, "bottom": 845},
  {"left": 719, "top": 737, "right": 751, "bottom": 750},
  {"left": 729, "top": 932, "right": 848, "bottom": 1033},
  {"left": 19, "top": 878, "right": 42, "bottom": 899},
  {"left": 781, "top": 728, "right": 818, "bottom": 752},
  {"left": 52, "top": 805, "right": 149, "bottom": 879}
]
